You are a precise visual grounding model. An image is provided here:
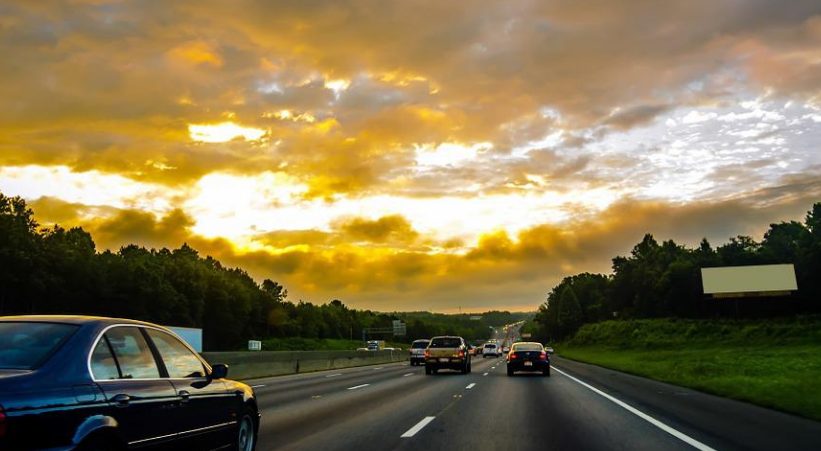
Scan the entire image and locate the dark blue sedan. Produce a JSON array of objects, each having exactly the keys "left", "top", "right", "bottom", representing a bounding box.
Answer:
[
  {"left": 0, "top": 316, "right": 259, "bottom": 450},
  {"left": 506, "top": 342, "right": 550, "bottom": 377}
]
